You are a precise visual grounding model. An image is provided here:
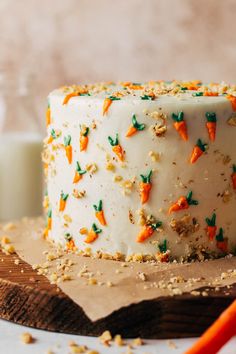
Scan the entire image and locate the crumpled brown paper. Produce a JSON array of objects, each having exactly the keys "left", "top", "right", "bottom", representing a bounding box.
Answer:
[{"left": 1, "top": 217, "right": 236, "bottom": 322}]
